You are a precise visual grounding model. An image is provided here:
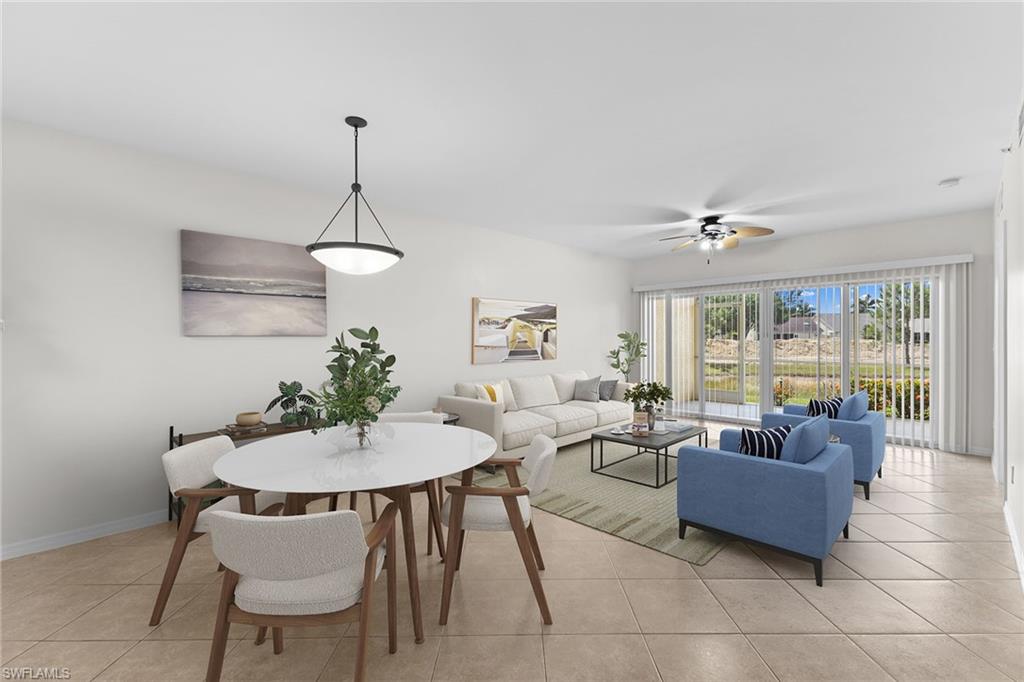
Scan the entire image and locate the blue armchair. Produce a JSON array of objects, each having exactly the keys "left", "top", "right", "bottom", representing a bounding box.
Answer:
[
  {"left": 677, "top": 422, "right": 853, "bottom": 585},
  {"left": 762, "top": 401, "right": 885, "bottom": 499}
]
